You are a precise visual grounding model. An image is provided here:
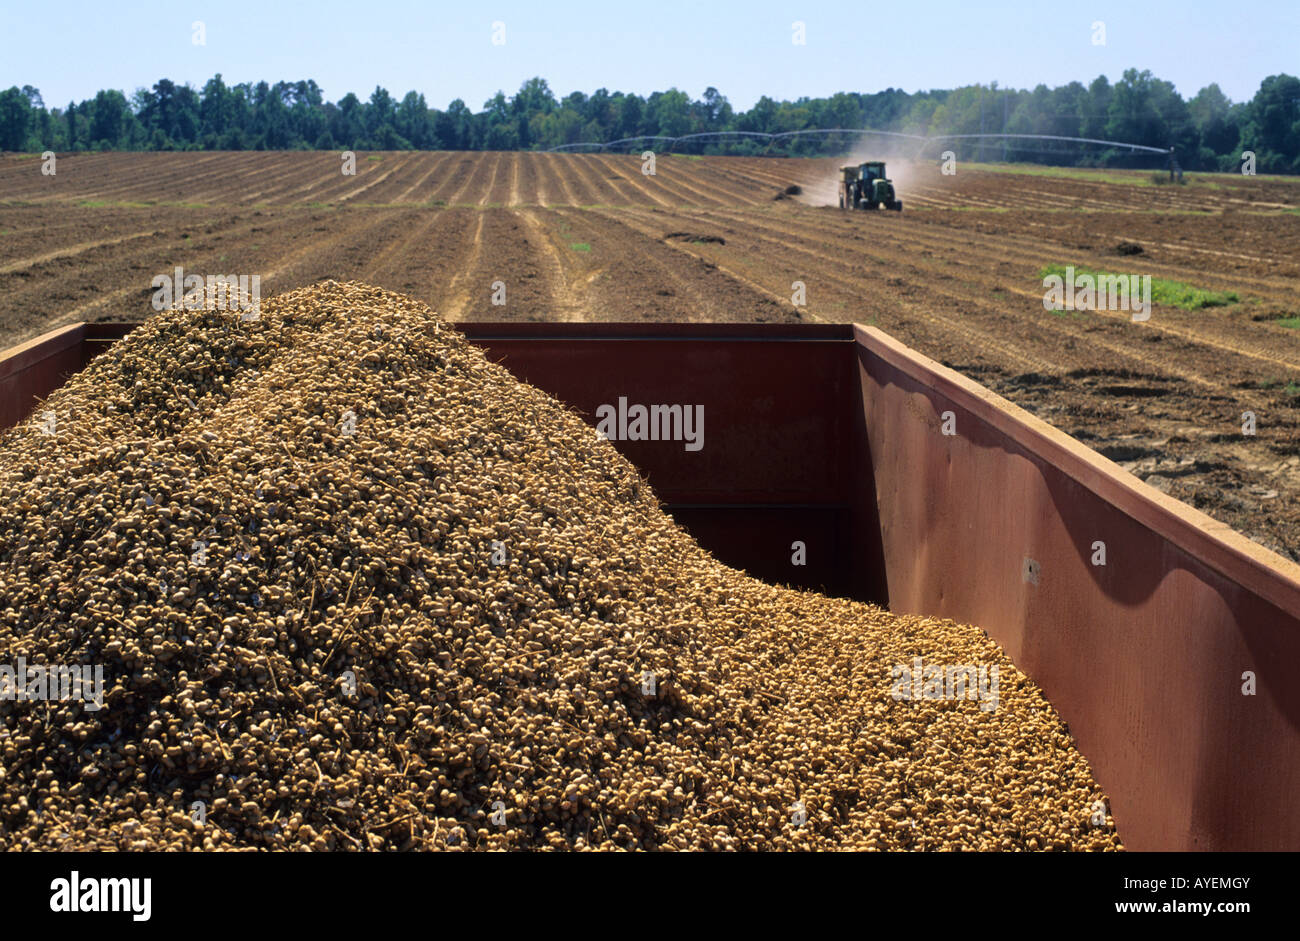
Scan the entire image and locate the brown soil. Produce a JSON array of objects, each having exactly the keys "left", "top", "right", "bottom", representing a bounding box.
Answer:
[{"left": 1, "top": 152, "right": 1298, "bottom": 559}]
